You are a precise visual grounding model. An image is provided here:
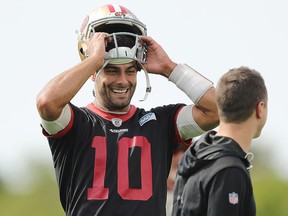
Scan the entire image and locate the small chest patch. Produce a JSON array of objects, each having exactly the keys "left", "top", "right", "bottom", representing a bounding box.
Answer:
[
  {"left": 139, "top": 113, "right": 156, "bottom": 126},
  {"left": 111, "top": 118, "right": 122, "bottom": 127}
]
